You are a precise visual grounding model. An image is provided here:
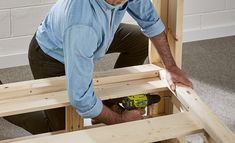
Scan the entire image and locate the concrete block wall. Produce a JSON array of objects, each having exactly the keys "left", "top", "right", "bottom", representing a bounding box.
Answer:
[
  {"left": 0, "top": 0, "right": 235, "bottom": 68},
  {"left": 0, "top": 0, "right": 56, "bottom": 69},
  {"left": 183, "top": 0, "right": 235, "bottom": 42}
]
